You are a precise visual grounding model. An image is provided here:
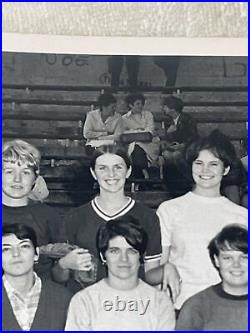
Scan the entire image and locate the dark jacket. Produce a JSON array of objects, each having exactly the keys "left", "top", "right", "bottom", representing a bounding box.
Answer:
[
  {"left": 2, "top": 279, "right": 72, "bottom": 331},
  {"left": 164, "top": 113, "right": 198, "bottom": 144}
]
